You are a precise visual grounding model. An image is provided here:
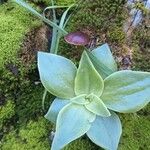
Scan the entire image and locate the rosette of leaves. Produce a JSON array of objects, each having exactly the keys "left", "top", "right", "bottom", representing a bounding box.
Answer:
[{"left": 38, "top": 44, "right": 150, "bottom": 150}]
